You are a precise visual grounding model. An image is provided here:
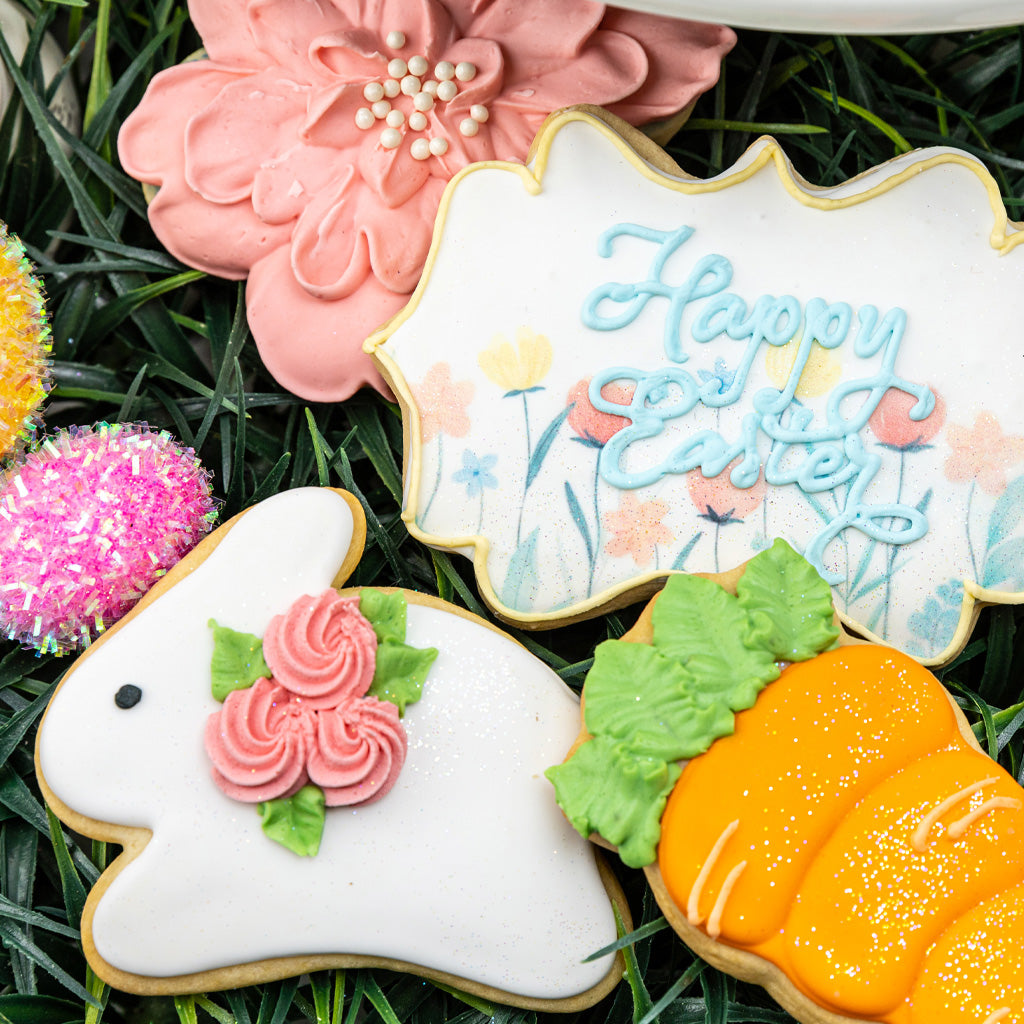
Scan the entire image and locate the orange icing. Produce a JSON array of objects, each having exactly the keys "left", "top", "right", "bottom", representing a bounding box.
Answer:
[
  {"left": 913, "top": 885, "right": 1024, "bottom": 1023},
  {"left": 658, "top": 645, "right": 1024, "bottom": 1023}
]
